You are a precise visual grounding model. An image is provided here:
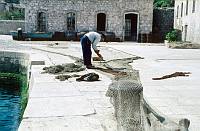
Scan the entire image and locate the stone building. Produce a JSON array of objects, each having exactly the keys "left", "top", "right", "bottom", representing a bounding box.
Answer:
[
  {"left": 174, "top": 0, "right": 200, "bottom": 43},
  {"left": 20, "top": 0, "right": 153, "bottom": 41}
]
